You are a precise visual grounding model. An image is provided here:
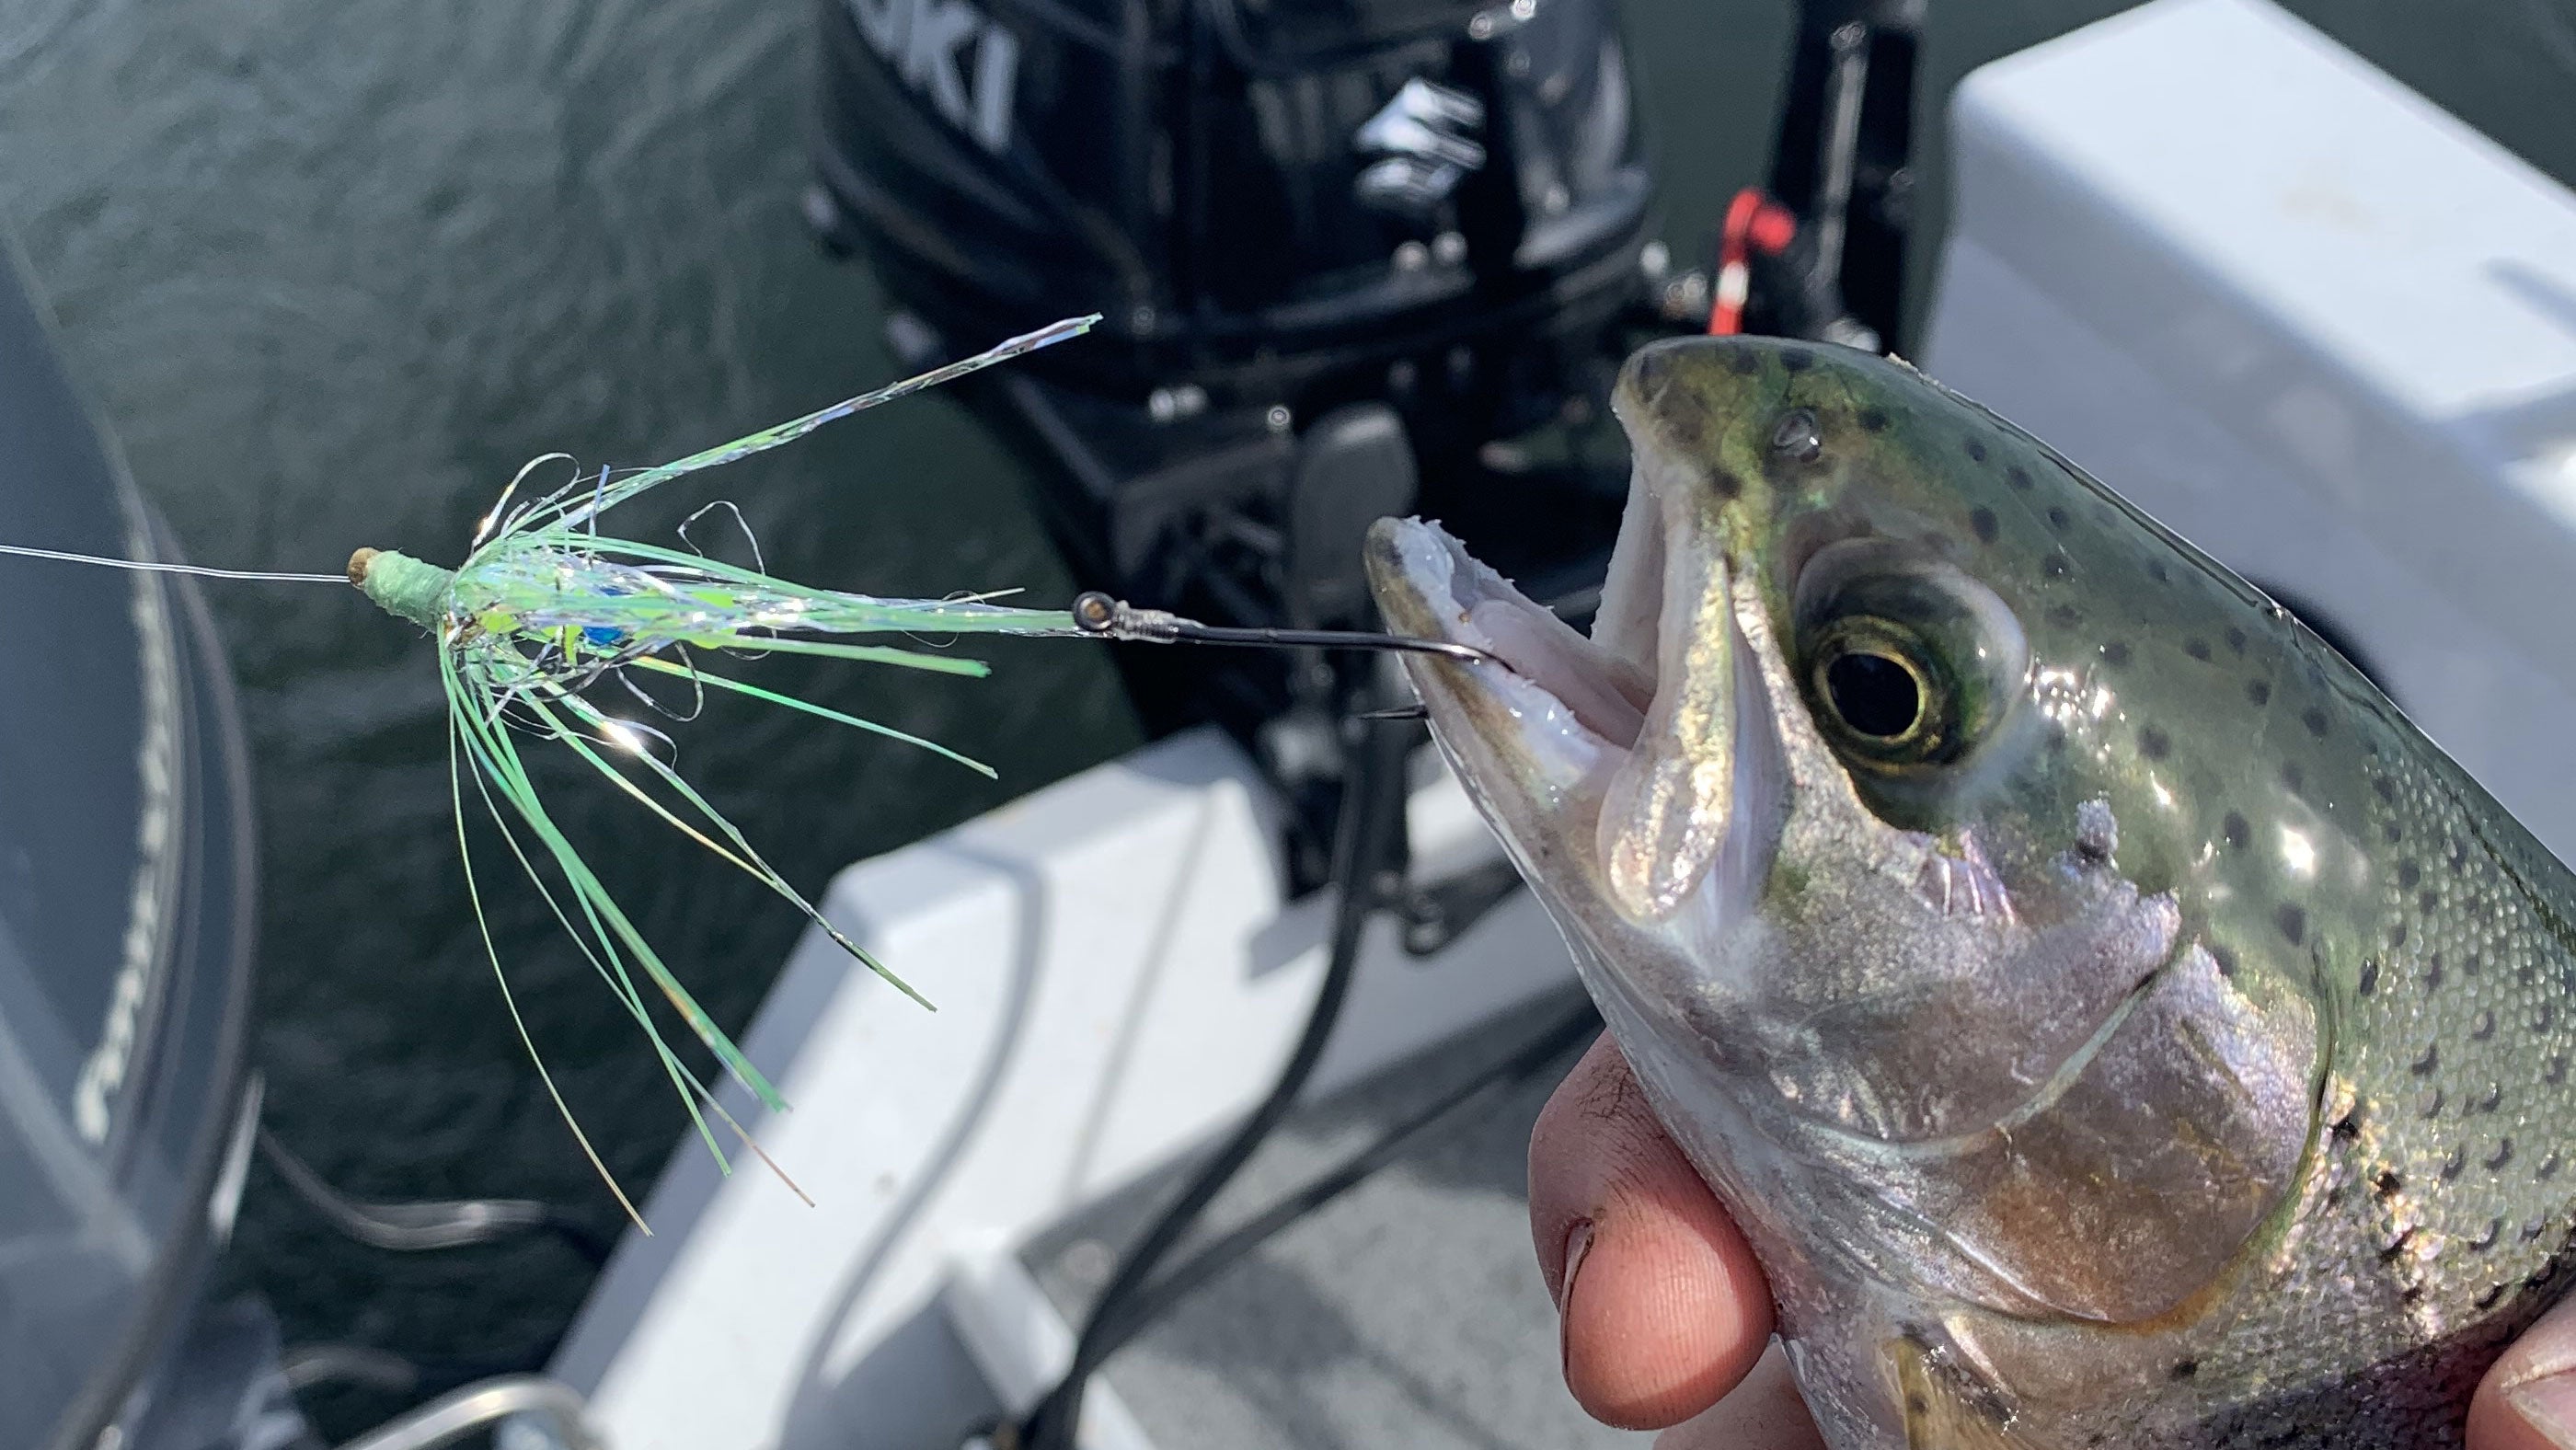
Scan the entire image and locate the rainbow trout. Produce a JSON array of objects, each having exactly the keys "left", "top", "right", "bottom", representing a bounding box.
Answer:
[{"left": 1365, "top": 336, "right": 2576, "bottom": 1448}]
